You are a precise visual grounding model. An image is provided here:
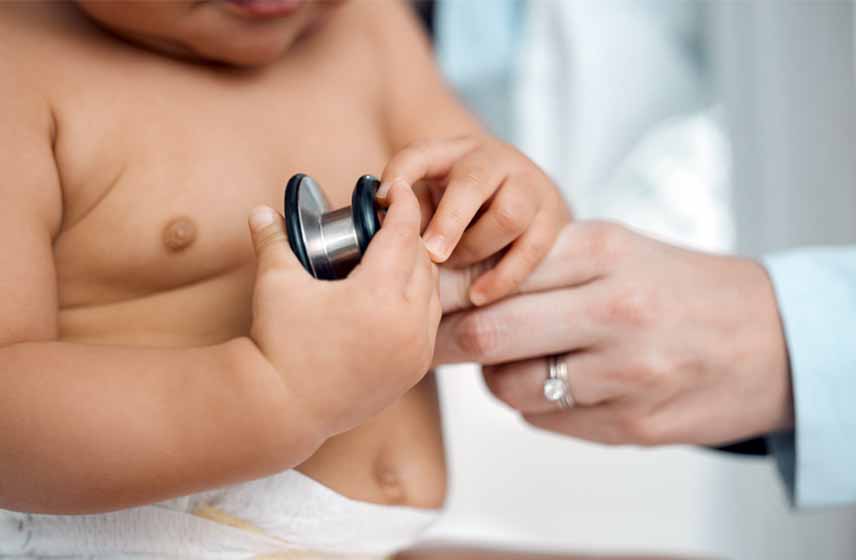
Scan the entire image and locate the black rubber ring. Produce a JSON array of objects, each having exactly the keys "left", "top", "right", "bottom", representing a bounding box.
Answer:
[
  {"left": 284, "top": 173, "right": 314, "bottom": 276},
  {"left": 351, "top": 175, "right": 381, "bottom": 255}
]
